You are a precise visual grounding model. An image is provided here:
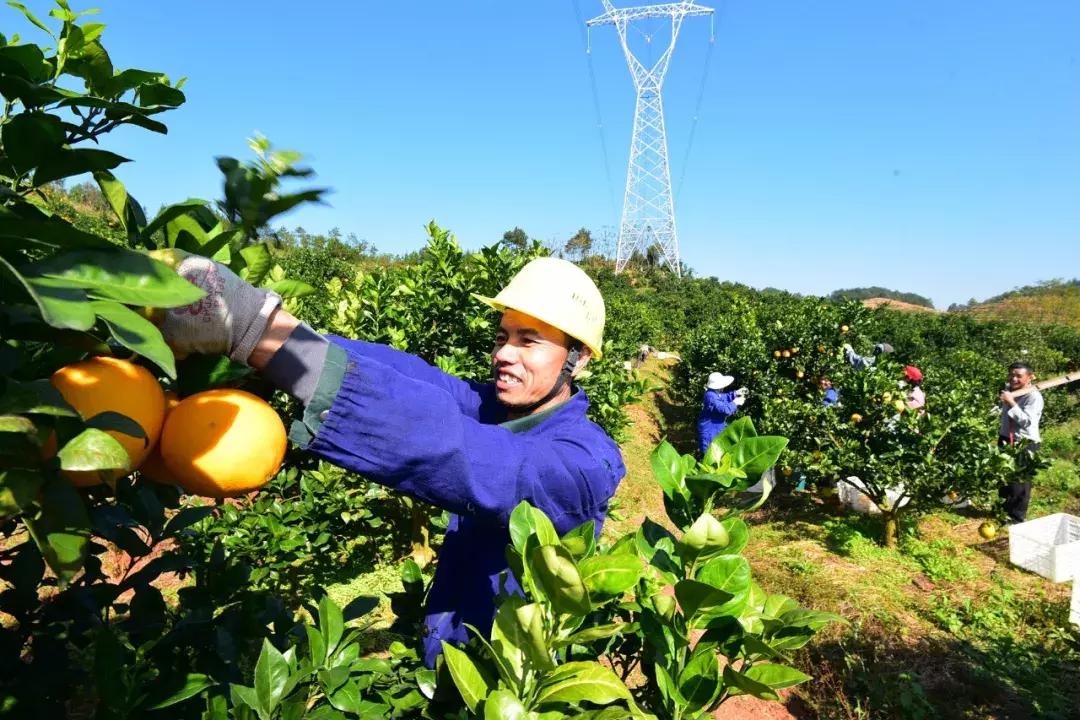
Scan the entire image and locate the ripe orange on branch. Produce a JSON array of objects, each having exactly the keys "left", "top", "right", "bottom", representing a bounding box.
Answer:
[
  {"left": 50, "top": 356, "right": 166, "bottom": 486},
  {"left": 160, "top": 389, "right": 286, "bottom": 498},
  {"left": 139, "top": 391, "right": 182, "bottom": 485}
]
